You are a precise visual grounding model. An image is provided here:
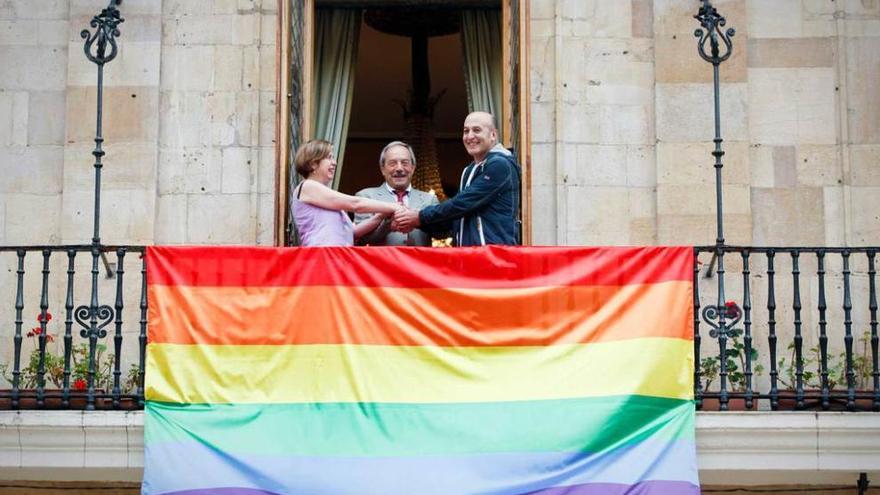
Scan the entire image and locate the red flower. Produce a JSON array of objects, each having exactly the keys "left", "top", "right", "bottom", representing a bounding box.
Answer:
[
  {"left": 37, "top": 312, "right": 52, "bottom": 323},
  {"left": 27, "top": 326, "right": 42, "bottom": 337},
  {"left": 724, "top": 300, "right": 737, "bottom": 308},
  {"left": 73, "top": 379, "right": 87, "bottom": 391}
]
